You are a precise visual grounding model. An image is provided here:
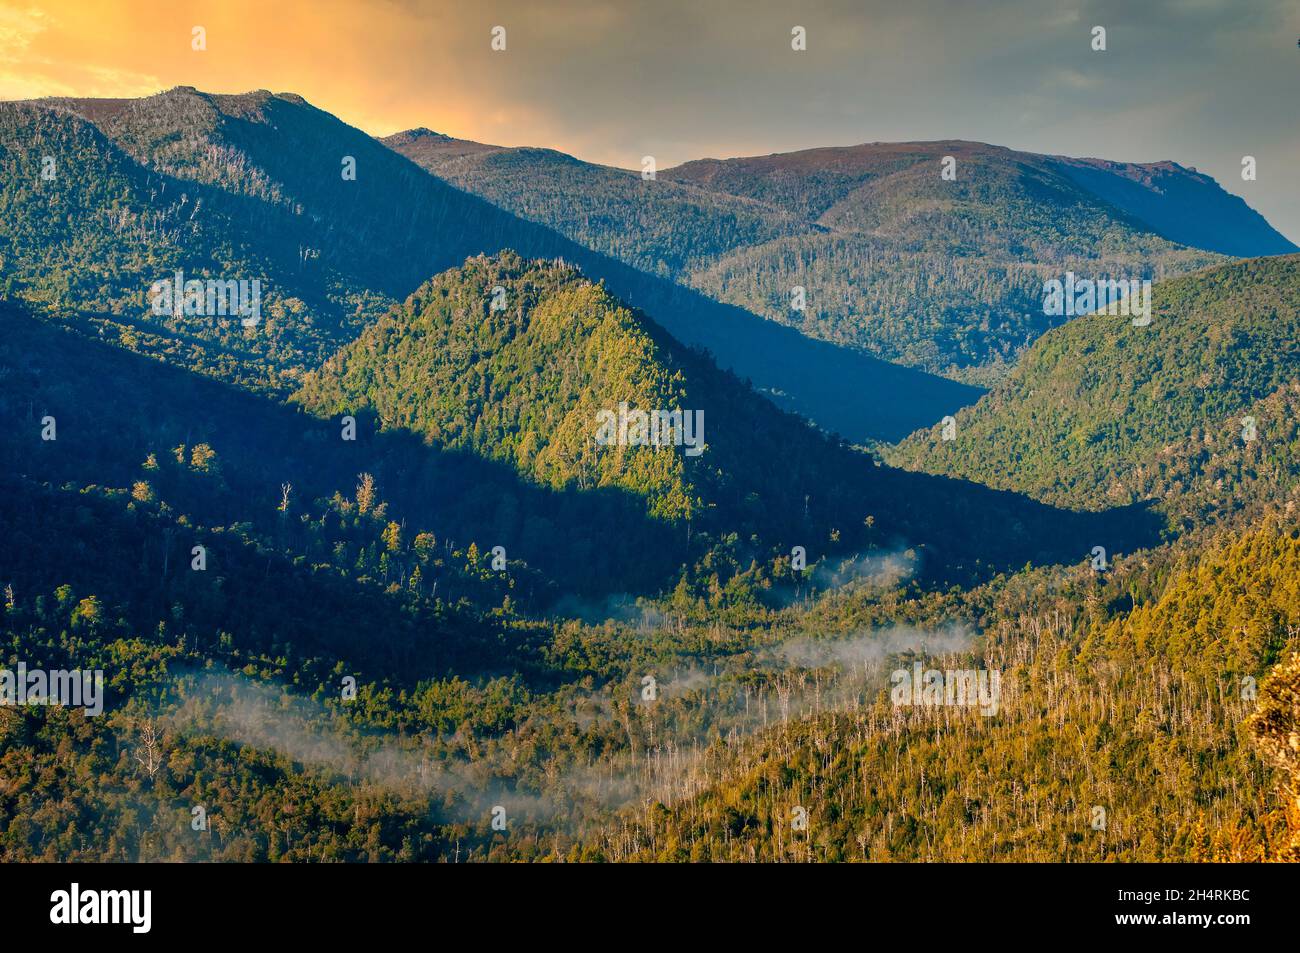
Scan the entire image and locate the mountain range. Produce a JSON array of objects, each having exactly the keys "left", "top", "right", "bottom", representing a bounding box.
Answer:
[
  {"left": 390, "top": 130, "right": 1292, "bottom": 384},
  {"left": 1, "top": 87, "right": 973, "bottom": 442},
  {"left": 2, "top": 85, "right": 1299, "bottom": 864}
]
